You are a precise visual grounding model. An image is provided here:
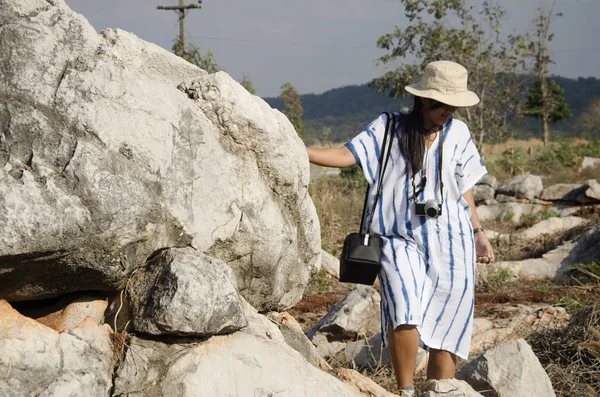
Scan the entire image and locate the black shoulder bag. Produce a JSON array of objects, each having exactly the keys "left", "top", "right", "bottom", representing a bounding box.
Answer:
[{"left": 339, "top": 112, "right": 396, "bottom": 285}]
